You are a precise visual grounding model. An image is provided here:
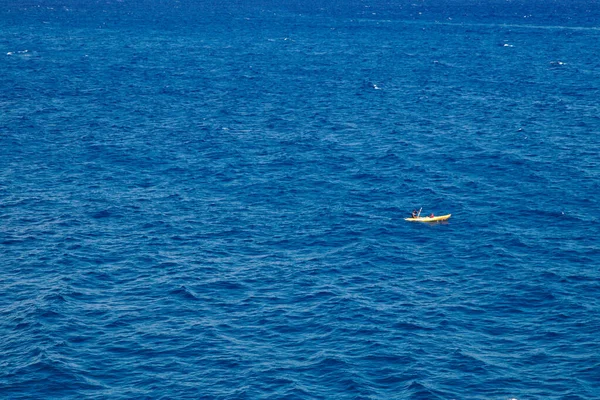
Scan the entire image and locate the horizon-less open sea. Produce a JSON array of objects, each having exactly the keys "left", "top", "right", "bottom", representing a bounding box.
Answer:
[{"left": 1, "top": 1, "right": 599, "bottom": 399}]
